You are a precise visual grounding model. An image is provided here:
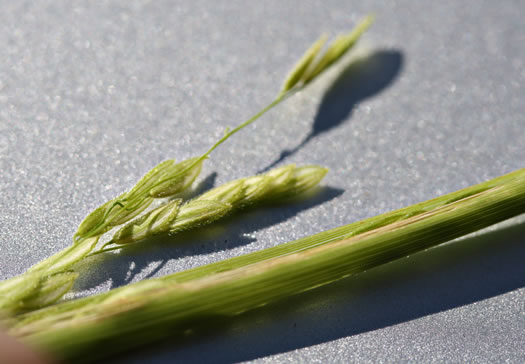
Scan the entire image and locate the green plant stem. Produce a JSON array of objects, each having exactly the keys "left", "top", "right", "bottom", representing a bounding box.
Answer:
[
  {"left": 12, "top": 168, "right": 525, "bottom": 362},
  {"left": 197, "top": 93, "right": 289, "bottom": 164}
]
